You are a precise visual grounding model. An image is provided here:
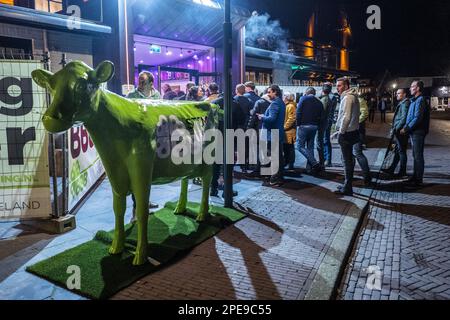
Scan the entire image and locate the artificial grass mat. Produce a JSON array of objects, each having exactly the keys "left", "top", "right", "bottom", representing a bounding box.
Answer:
[{"left": 26, "top": 201, "right": 245, "bottom": 299}]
